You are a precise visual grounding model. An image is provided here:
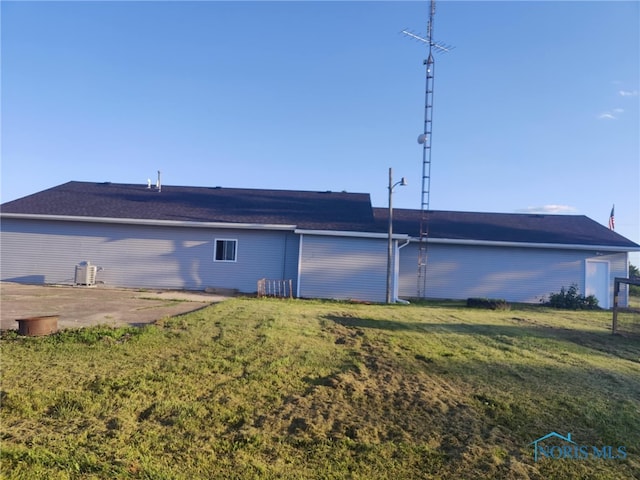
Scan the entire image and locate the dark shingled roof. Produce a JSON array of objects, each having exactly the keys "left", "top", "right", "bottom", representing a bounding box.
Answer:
[
  {"left": 373, "top": 208, "right": 639, "bottom": 249},
  {"left": 2, "top": 181, "right": 638, "bottom": 249},
  {"left": 1, "top": 181, "right": 377, "bottom": 232}
]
